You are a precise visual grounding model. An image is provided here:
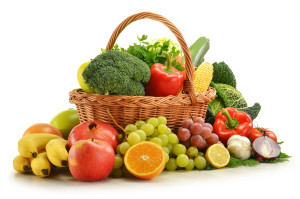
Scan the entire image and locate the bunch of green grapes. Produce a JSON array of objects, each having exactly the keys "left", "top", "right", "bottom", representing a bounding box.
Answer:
[
  {"left": 165, "top": 145, "right": 207, "bottom": 171},
  {"left": 110, "top": 116, "right": 207, "bottom": 178}
]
